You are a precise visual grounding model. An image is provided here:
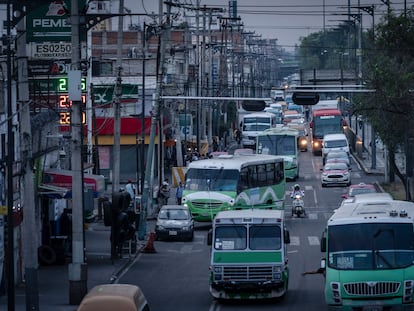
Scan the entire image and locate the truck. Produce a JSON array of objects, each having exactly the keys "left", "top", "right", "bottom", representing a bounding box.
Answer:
[
  {"left": 240, "top": 112, "right": 277, "bottom": 149},
  {"left": 208, "top": 209, "right": 290, "bottom": 299},
  {"left": 320, "top": 195, "right": 414, "bottom": 310},
  {"left": 310, "top": 100, "right": 346, "bottom": 155}
]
